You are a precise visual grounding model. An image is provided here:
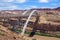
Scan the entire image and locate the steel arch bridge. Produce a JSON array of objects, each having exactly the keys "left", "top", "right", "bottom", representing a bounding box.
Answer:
[{"left": 20, "top": 10, "right": 40, "bottom": 36}]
